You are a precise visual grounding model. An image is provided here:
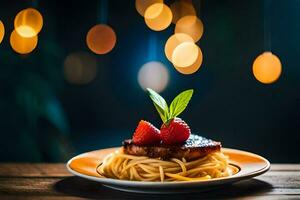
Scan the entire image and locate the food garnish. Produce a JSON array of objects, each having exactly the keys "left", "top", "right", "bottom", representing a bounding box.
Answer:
[
  {"left": 132, "top": 120, "right": 161, "bottom": 145},
  {"left": 147, "top": 88, "right": 193, "bottom": 145},
  {"left": 160, "top": 117, "right": 190, "bottom": 144}
]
